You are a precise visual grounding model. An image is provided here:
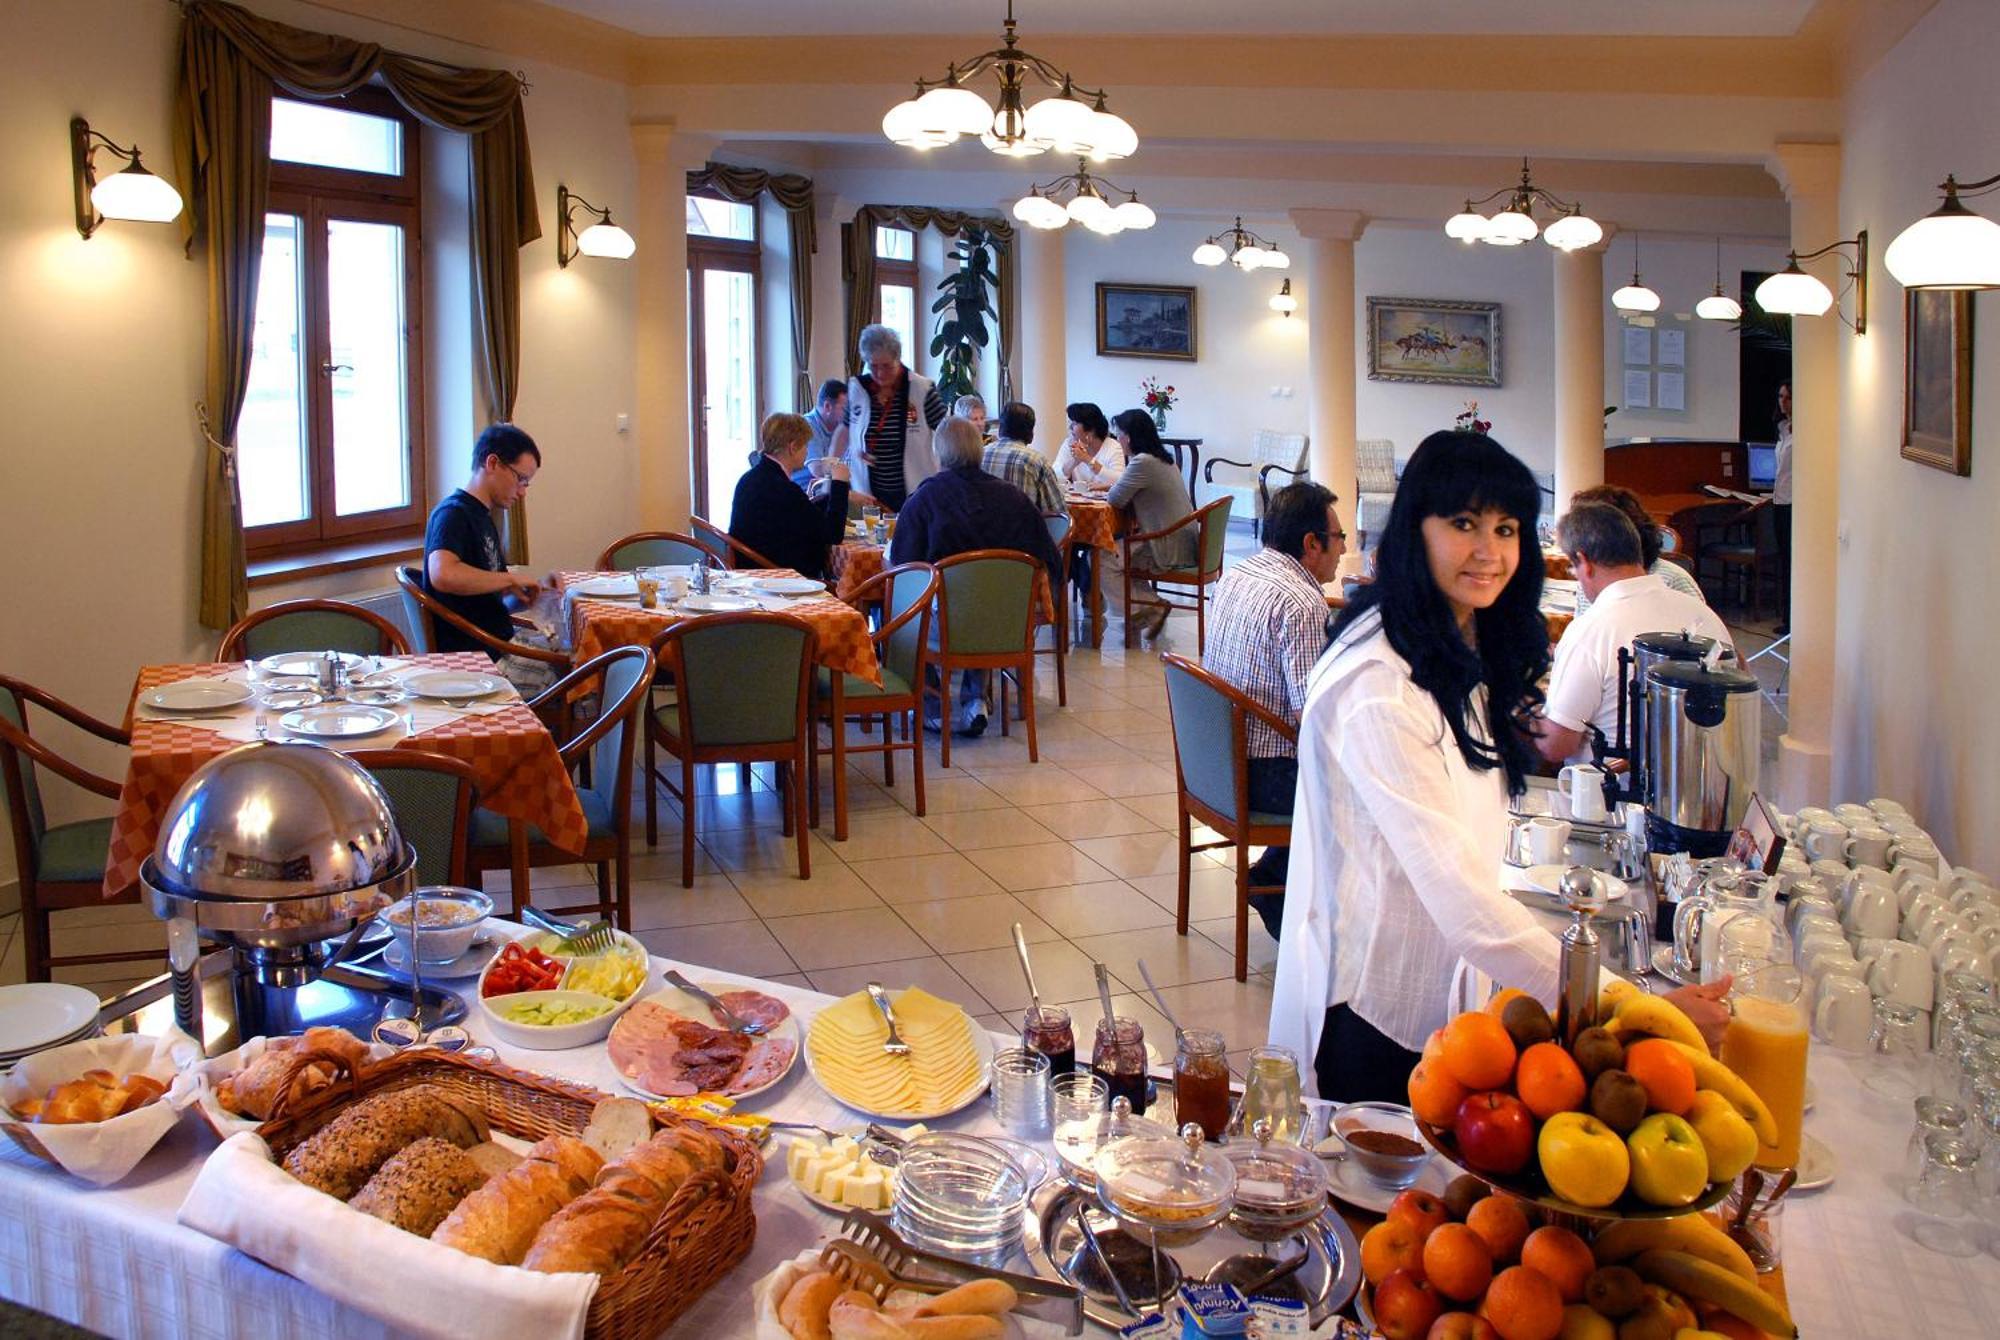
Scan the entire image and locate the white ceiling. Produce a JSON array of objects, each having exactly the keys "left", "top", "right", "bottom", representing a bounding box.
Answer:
[{"left": 545, "top": 0, "right": 1821, "bottom": 40}]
